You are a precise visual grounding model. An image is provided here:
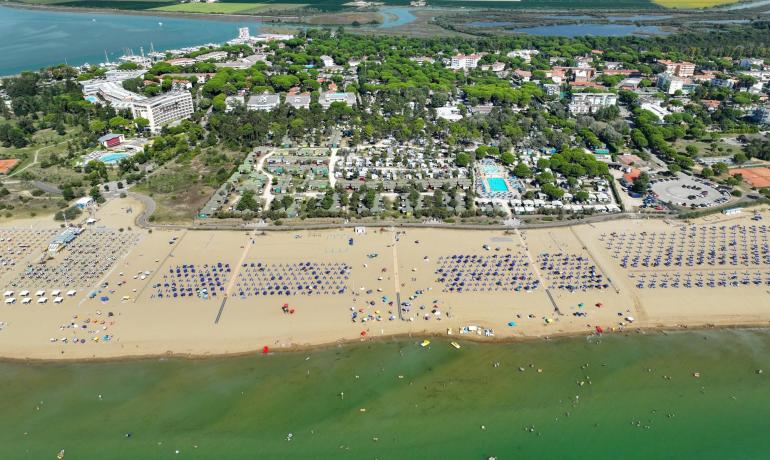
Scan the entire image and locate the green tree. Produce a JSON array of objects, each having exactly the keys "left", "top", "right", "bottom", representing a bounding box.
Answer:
[
  {"left": 513, "top": 162, "right": 532, "bottom": 178},
  {"left": 455, "top": 152, "right": 471, "bottom": 167},
  {"left": 631, "top": 172, "right": 650, "bottom": 194}
]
